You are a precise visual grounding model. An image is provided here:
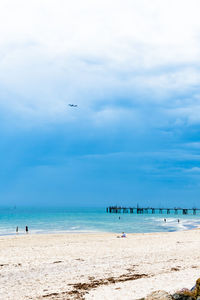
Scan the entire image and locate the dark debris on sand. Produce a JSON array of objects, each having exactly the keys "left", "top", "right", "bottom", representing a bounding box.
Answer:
[{"left": 39, "top": 272, "right": 149, "bottom": 300}]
